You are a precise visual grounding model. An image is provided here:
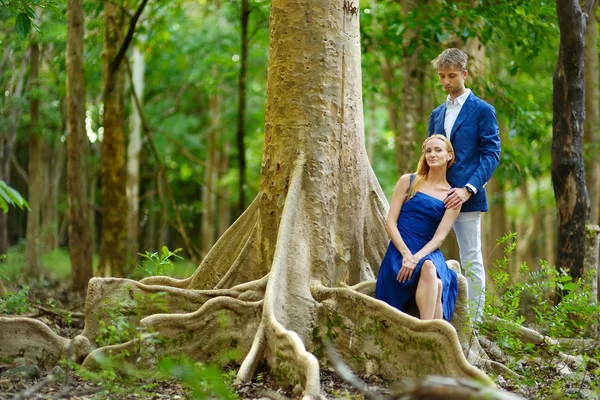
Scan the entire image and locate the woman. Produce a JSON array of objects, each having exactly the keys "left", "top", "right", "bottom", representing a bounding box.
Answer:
[{"left": 376, "top": 134, "right": 460, "bottom": 321}]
